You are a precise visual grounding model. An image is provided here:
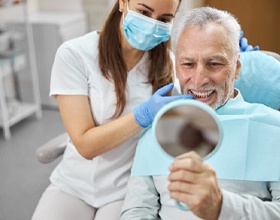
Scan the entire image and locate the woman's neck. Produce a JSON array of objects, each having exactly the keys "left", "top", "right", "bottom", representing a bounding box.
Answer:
[{"left": 122, "top": 46, "right": 145, "bottom": 71}]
